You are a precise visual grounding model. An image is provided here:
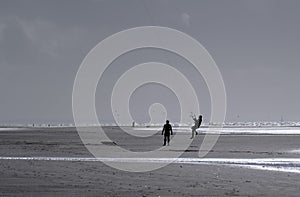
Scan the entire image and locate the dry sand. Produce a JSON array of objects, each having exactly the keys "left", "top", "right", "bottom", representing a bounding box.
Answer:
[{"left": 0, "top": 126, "right": 300, "bottom": 196}]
